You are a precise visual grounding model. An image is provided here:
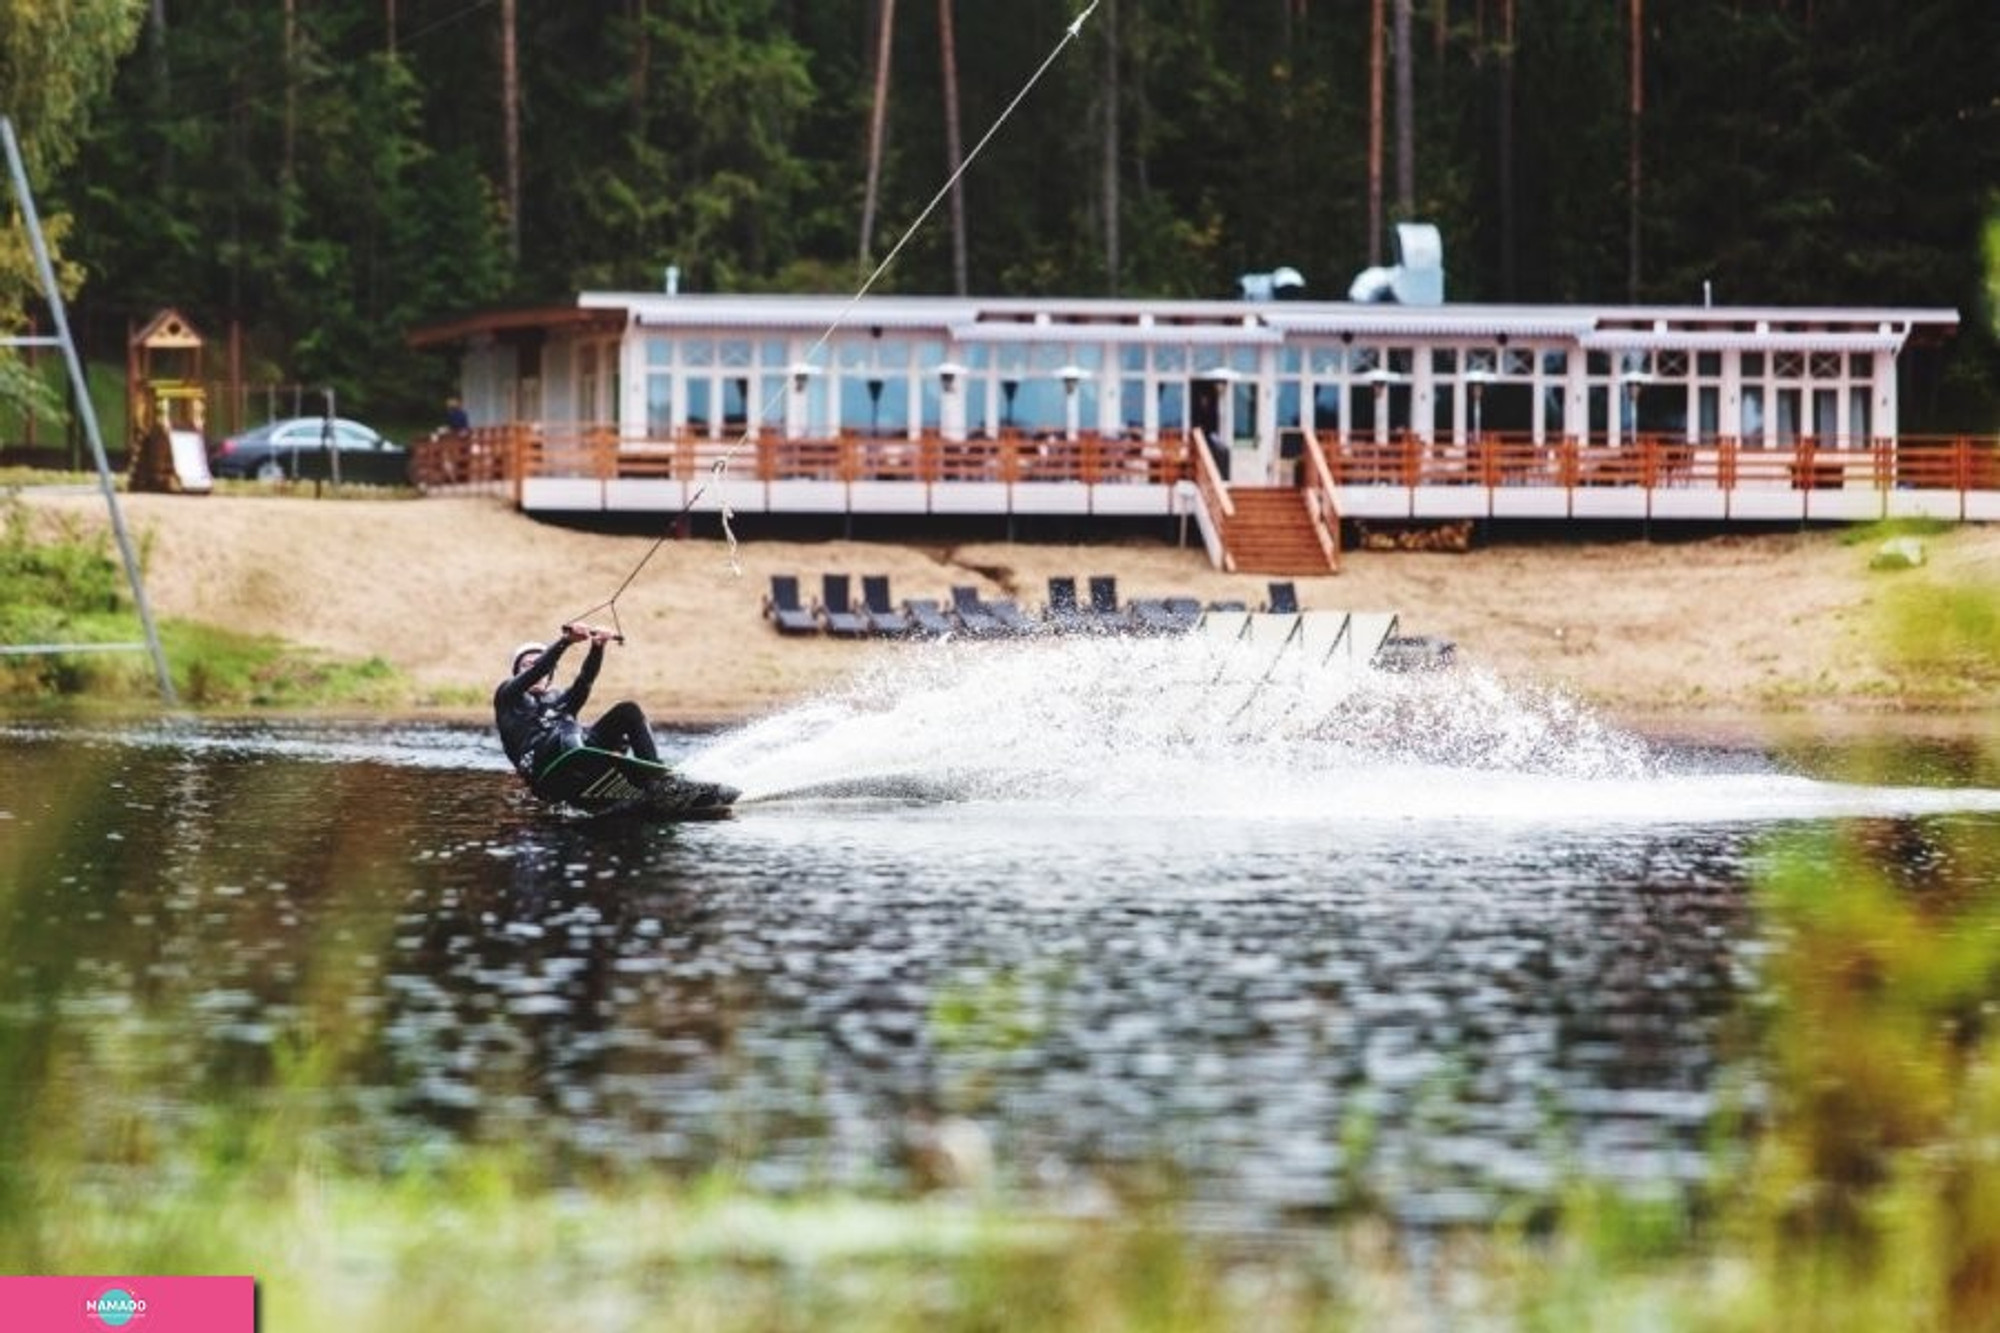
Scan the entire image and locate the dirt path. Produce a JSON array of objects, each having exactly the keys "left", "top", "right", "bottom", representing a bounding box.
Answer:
[{"left": 23, "top": 489, "right": 2000, "bottom": 726}]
